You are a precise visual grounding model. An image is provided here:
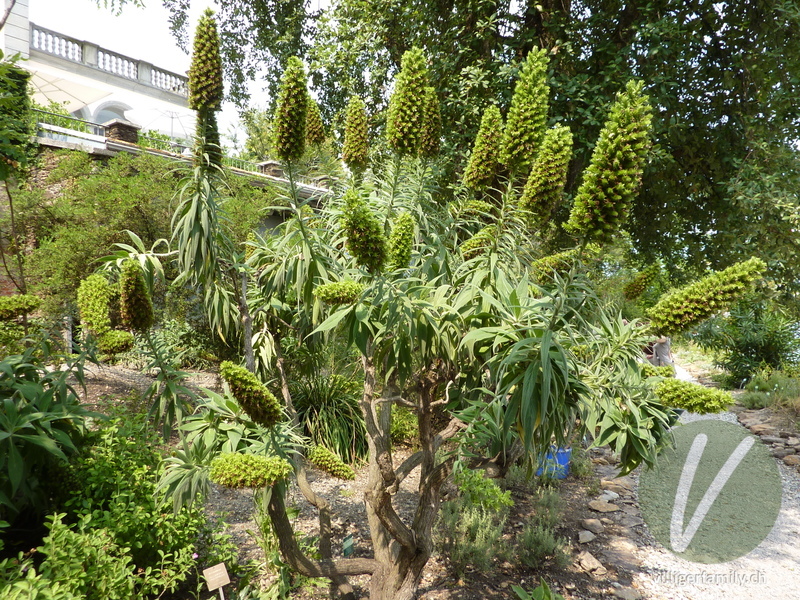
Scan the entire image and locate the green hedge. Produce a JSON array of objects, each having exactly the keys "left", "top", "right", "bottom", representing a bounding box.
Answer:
[{"left": 655, "top": 379, "right": 732, "bottom": 414}]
